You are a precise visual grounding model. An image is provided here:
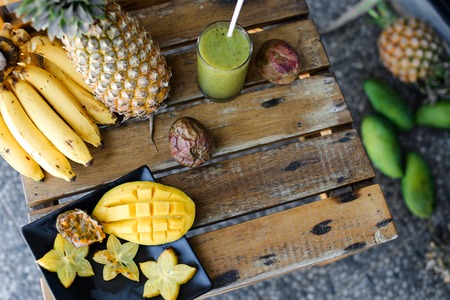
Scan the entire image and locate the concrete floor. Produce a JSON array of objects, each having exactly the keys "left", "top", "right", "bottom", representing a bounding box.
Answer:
[{"left": 1, "top": 0, "right": 450, "bottom": 299}]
